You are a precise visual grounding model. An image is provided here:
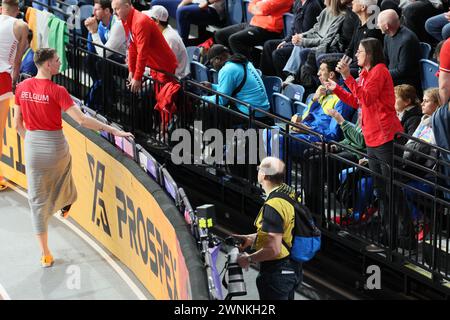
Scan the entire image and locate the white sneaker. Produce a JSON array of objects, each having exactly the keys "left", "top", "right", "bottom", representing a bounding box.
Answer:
[{"left": 282, "top": 74, "right": 295, "bottom": 87}]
